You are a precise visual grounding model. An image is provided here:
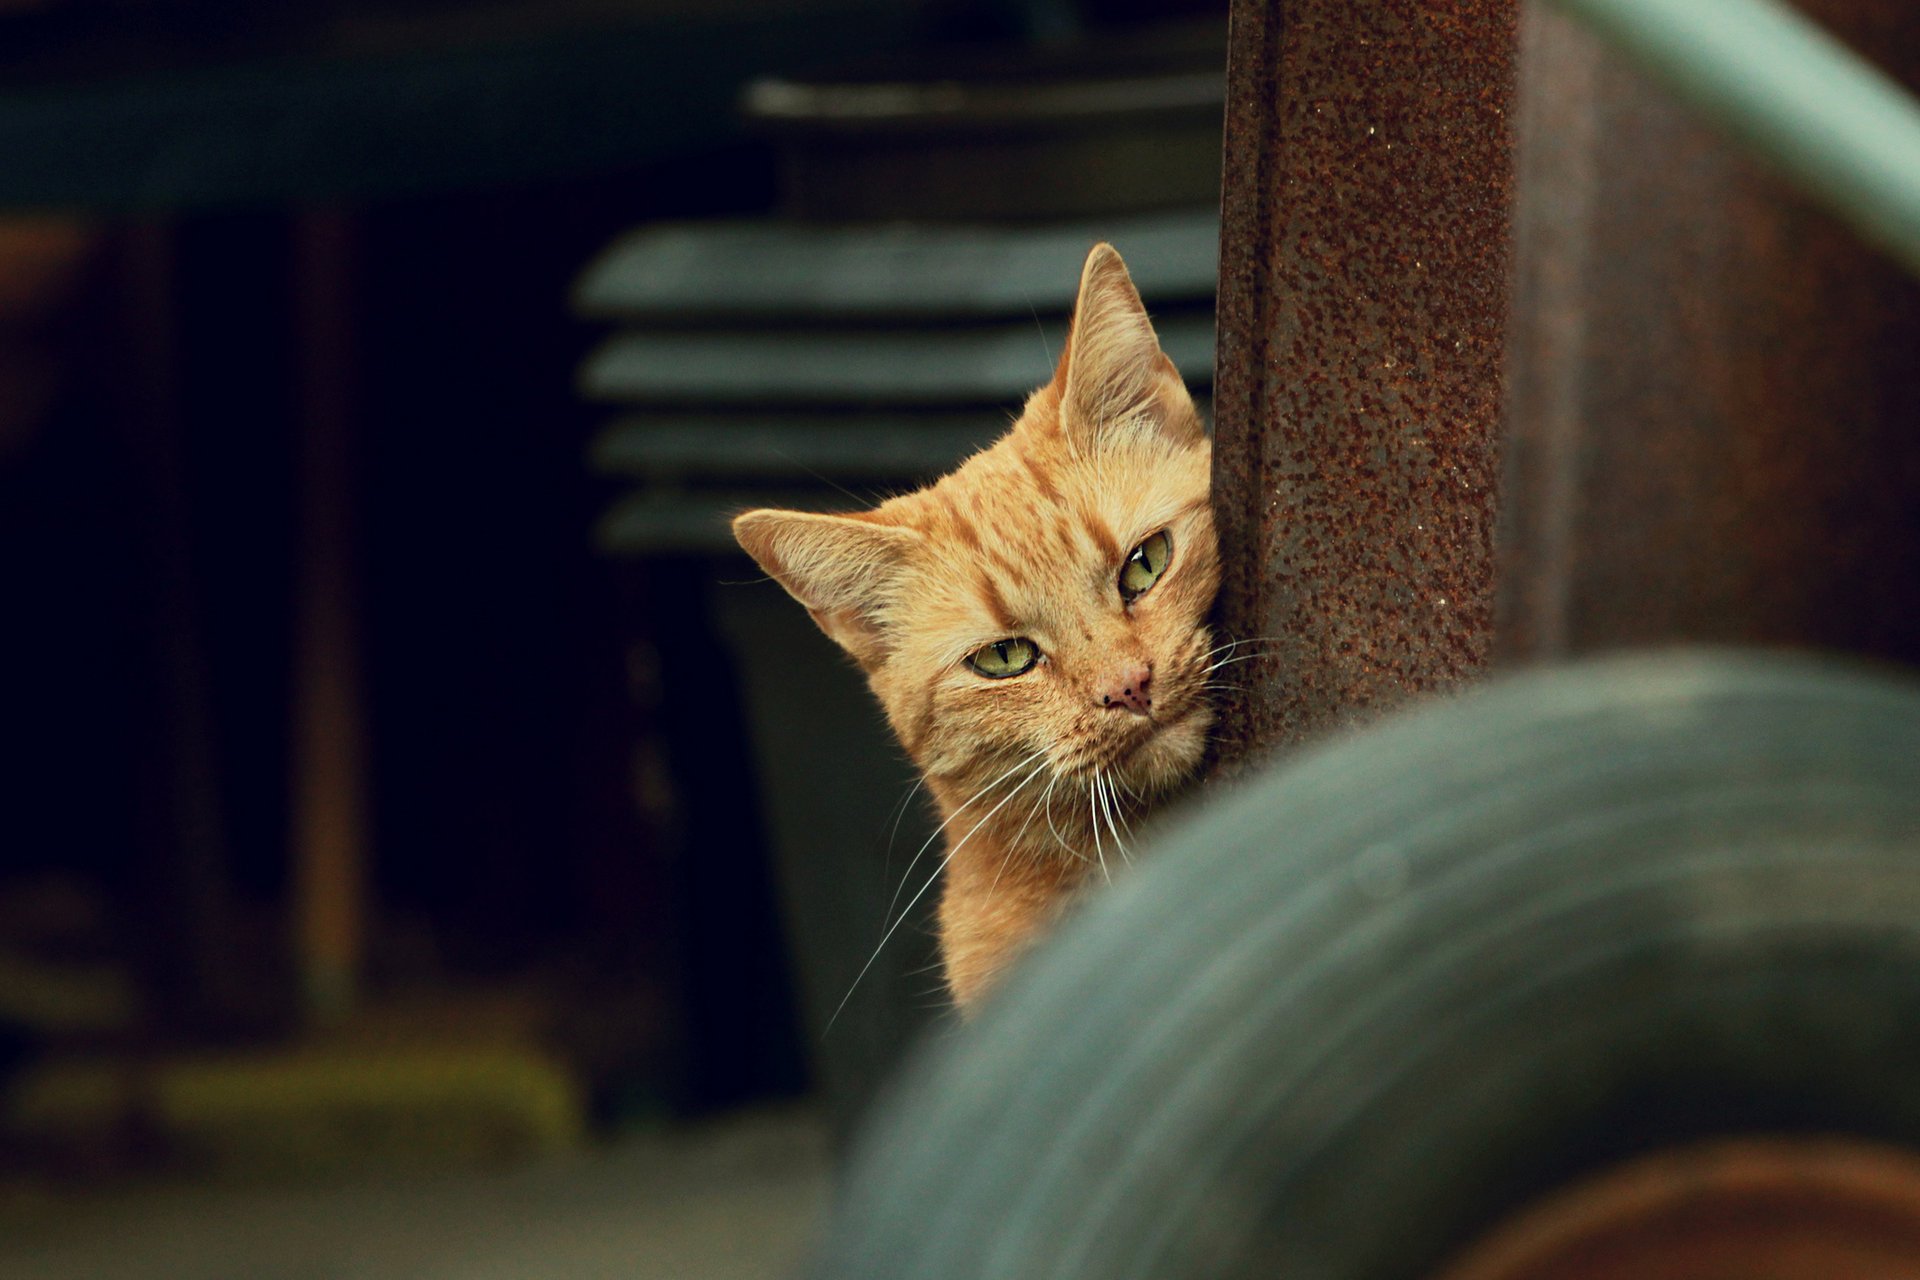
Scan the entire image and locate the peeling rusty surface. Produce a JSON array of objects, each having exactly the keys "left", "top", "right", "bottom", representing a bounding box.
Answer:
[
  {"left": 1499, "top": 2, "right": 1920, "bottom": 667},
  {"left": 1210, "top": 0, "right": 1518, "bottom": 771}
]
